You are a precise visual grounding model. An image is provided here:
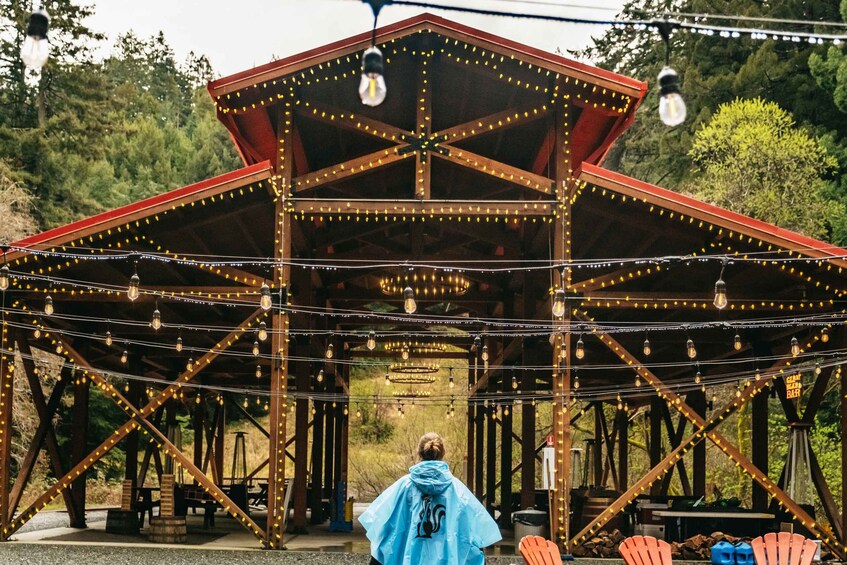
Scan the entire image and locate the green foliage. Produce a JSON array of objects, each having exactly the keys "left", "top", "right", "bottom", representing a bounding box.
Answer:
[
  {"left": 686, "top": 98, "right": 843, "bottom": 238},
  {"left": 351, "top": 403, "right": 395, "bottom": 444}
]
